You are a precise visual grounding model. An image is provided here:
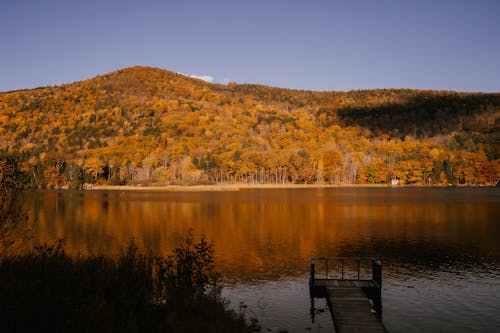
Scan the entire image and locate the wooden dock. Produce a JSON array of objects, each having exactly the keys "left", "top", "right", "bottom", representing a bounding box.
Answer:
[{"left": 309, "top": 258, "right": 387, "bottom": 333}]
